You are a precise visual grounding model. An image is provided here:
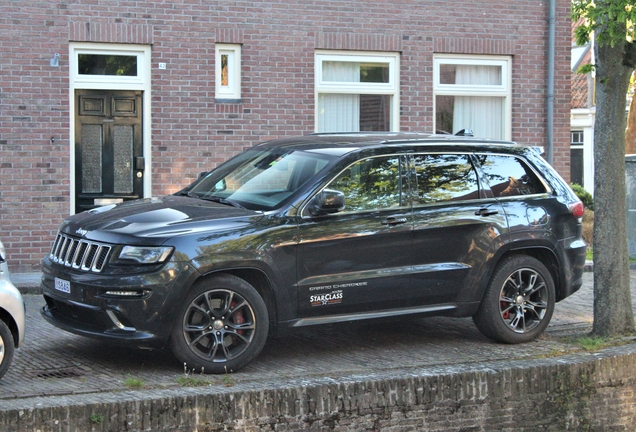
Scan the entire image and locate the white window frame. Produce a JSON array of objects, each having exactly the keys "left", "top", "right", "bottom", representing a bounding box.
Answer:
[
  {"left": 215, "top": 44, "right": 241, "bottom": 100},
  {"left": 68, "top": 43, "right": 152, "bottom": 214},
  {"left": 71, "top": 45, "right": 148, "bottom": 89},
  {"left": 433, "top": 54, "right": 512, "bottom": 140},
  {"left": 315, "top": 50, "right": 400, "bottom": 132}
]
